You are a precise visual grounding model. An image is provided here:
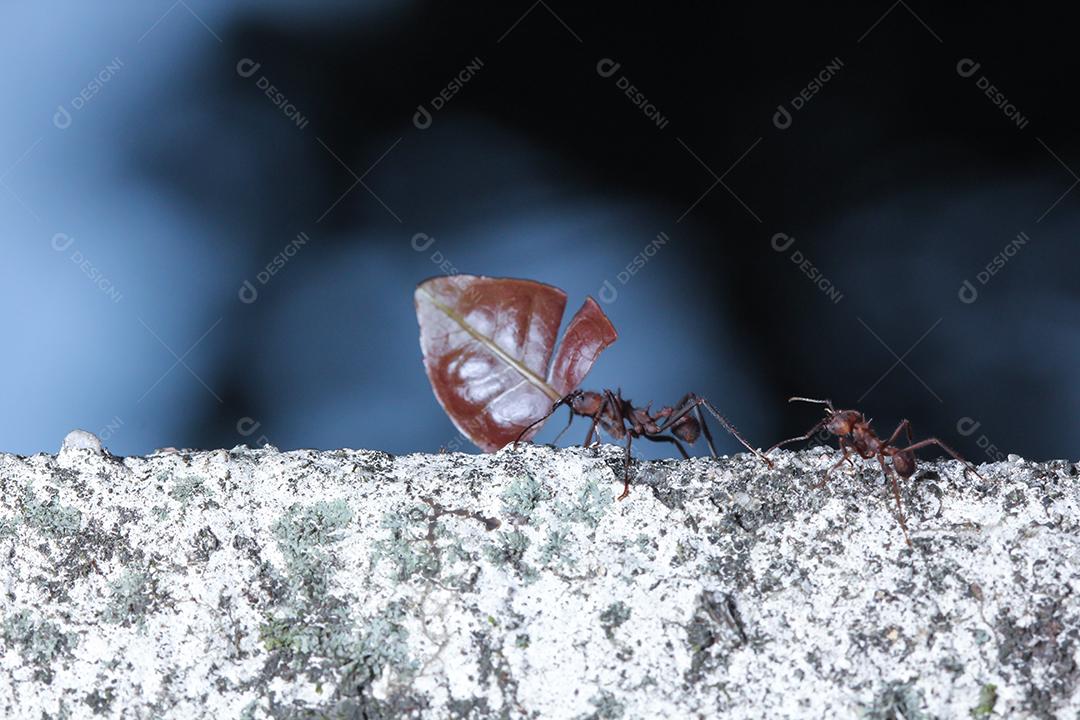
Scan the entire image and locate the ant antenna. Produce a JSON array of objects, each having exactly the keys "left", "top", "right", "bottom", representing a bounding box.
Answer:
[
  {"left": 515, "top": 390, "right": 586, "bottom": 447},
  {"left": 788, "top": 396, "right": 835, "bottom": 412}
]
